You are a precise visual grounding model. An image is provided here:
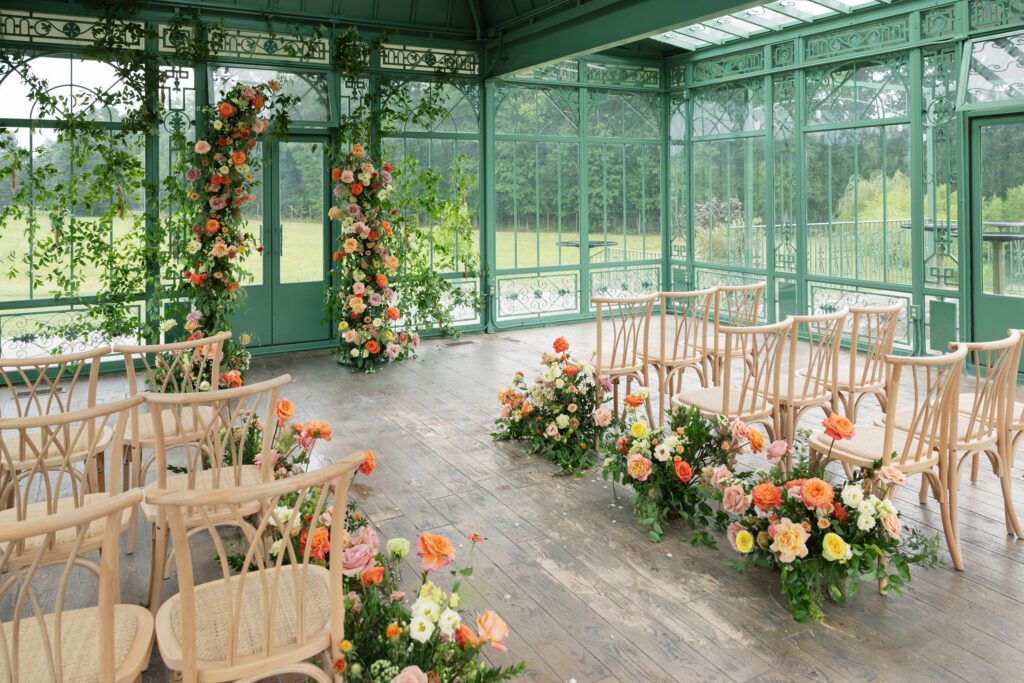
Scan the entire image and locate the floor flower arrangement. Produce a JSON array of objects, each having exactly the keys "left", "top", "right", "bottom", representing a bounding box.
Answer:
[
  {"left": 711, "top": 428, "right": 942, "bottom": 623},
  {"left": 326, "top": 143, "right": 419, "bottom": 372},
  {"left": 493, "top": 336, "right": 612, "bottom": 475},
  {"left": 601, "top": 403, "right": 757, "bottom": 543}
]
